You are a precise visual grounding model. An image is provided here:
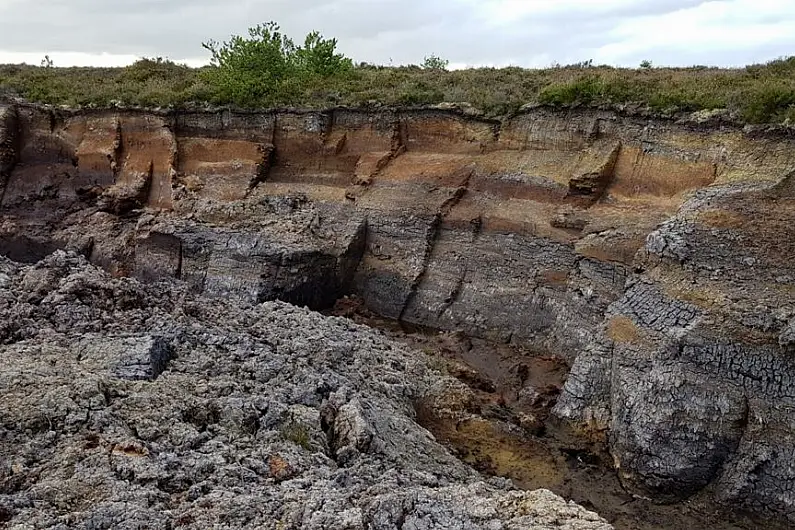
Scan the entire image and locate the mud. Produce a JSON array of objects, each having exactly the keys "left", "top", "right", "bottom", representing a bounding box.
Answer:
[{"left": 330, "top": 296, "right": 789, "bottom": 530}]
